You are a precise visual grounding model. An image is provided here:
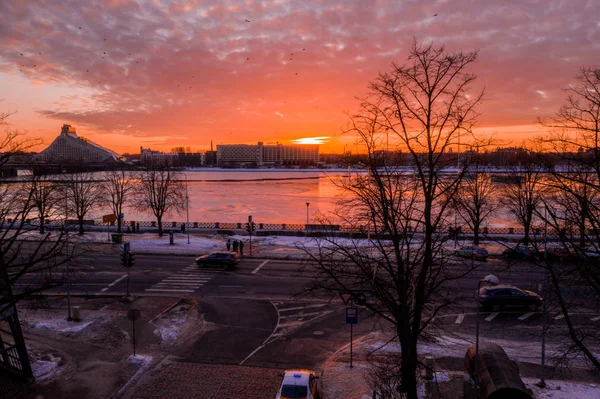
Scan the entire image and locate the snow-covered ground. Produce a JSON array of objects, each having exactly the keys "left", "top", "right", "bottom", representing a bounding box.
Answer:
[
  {"left": 523, "top": 378, "right": 600, "bottom": 399},
  {"left": 31, "top": 353, "right": 62, "bottom": 381}
]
